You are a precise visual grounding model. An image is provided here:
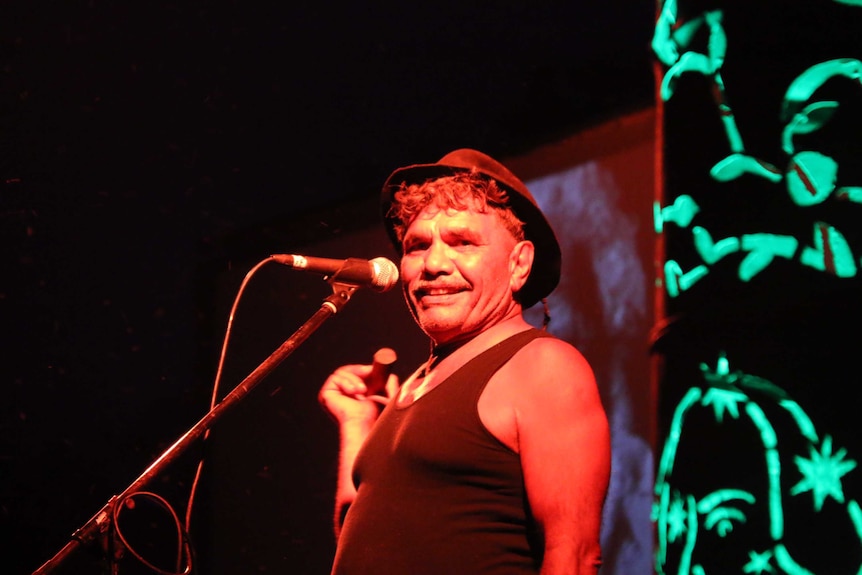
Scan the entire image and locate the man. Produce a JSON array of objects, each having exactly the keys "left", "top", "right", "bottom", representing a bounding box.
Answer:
[{"left": 319, "top": 148, "right": 611, "bottom": 574}]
